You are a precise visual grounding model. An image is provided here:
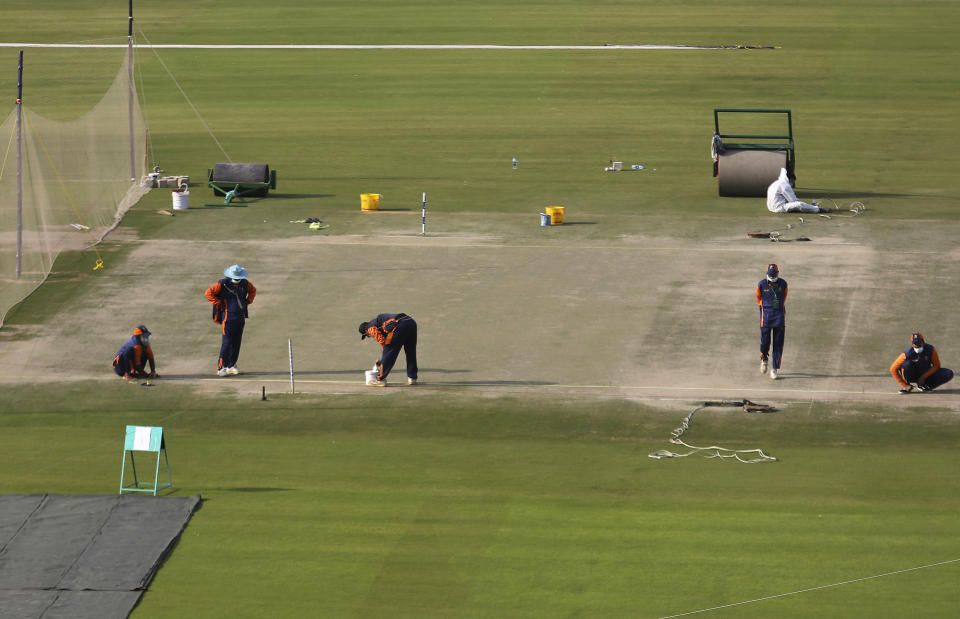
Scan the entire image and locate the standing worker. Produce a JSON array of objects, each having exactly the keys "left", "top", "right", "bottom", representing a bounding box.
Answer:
[
  {"left": 358, "top": 313, "right": 418, "bottom": 386},
  {"left": 756, "top": 263, "right": 787, "bottom": 380},
  {"left": 112, "top": 325, "right": 157, "bottom": 380},
  {"left": 205, "top": 264, "right": 257, "bottom": 377},
  {"left": 890, "top": 333, "right": 954, "bottom": 393}
]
